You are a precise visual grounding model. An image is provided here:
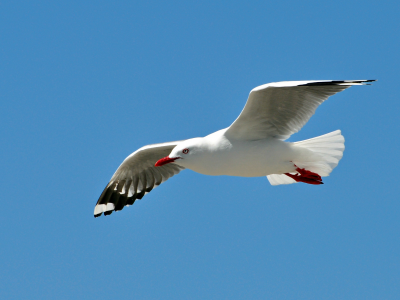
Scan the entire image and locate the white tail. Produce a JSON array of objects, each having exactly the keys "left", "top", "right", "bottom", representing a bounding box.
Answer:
[{"left": 267, "top": 130, "right": 345, "bottom": 185}]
